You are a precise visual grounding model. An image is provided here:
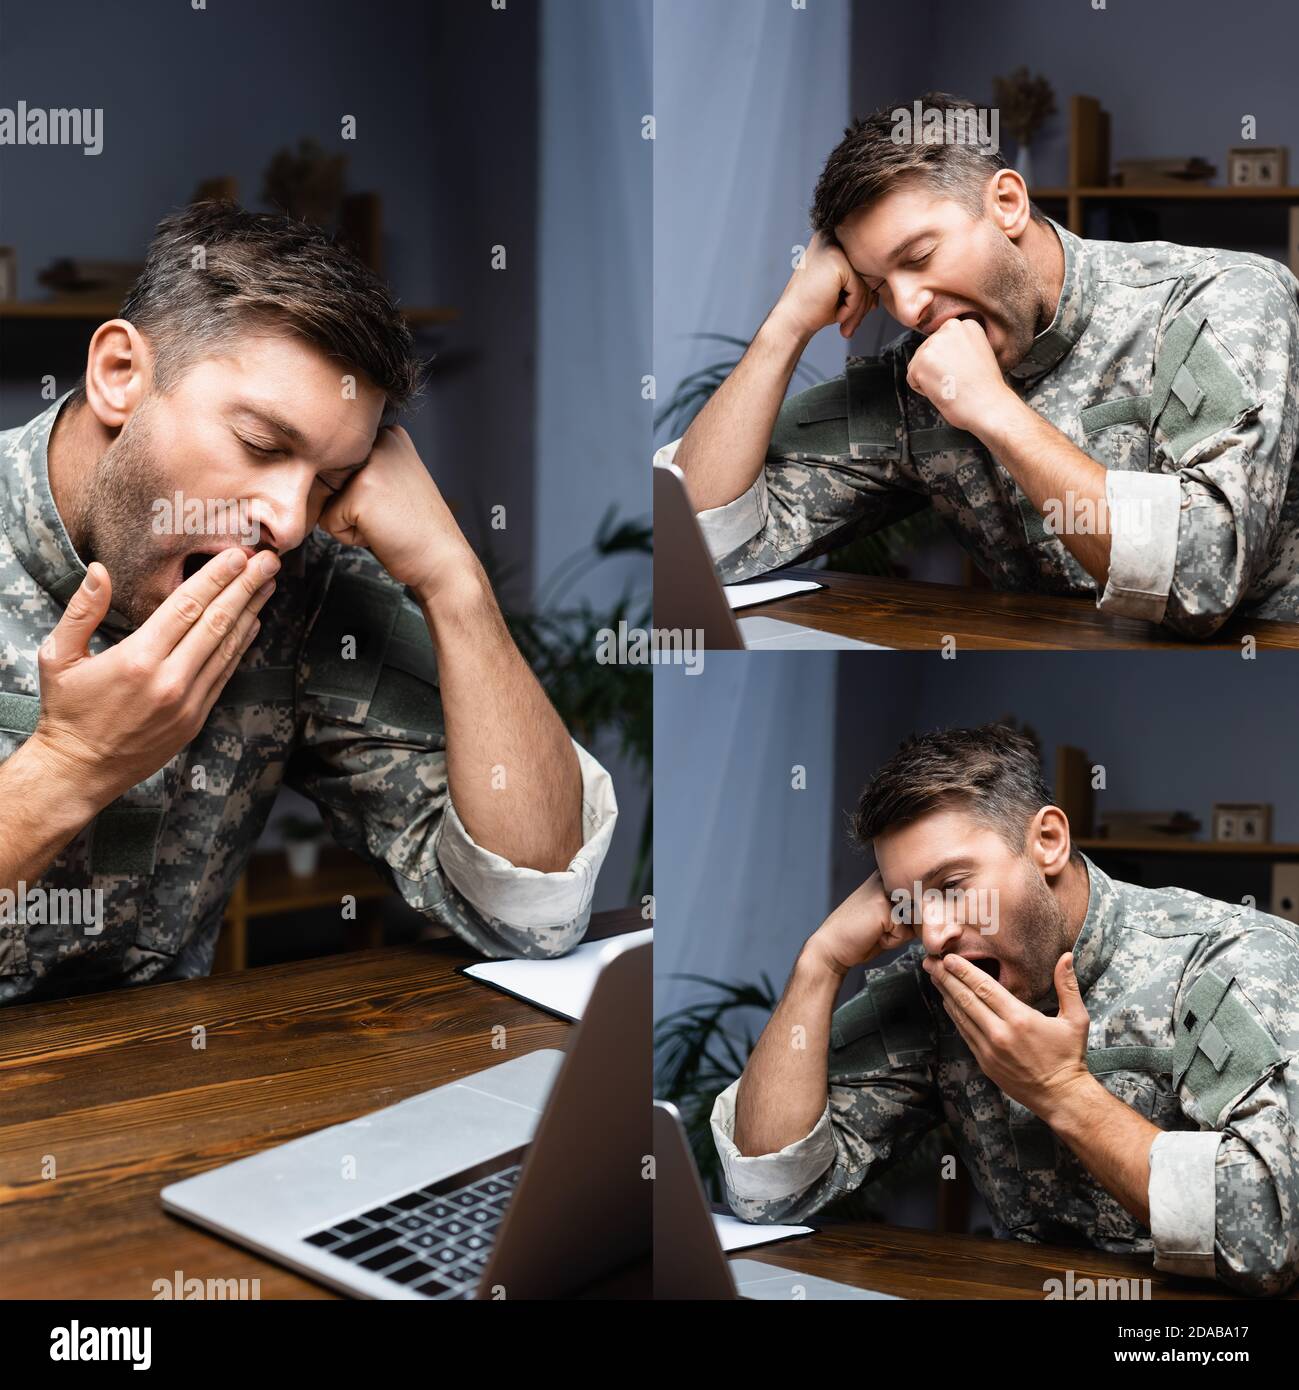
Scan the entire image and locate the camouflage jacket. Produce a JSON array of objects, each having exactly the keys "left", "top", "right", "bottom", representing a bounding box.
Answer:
[
  {"left": 660, "top": 218, "right": 1299, "bottom": 639},
  {"left": 711, "top": 856, "right": 1299, "bottom": 1297},
  {"left": 0, "top": 395, "right": 618, "bottom": 1004}
]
